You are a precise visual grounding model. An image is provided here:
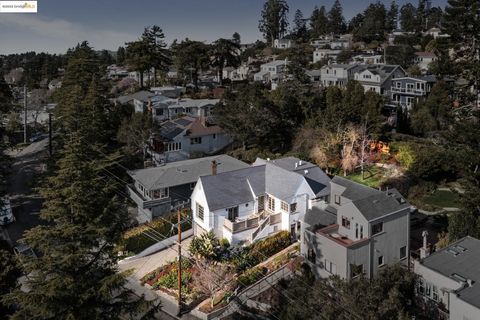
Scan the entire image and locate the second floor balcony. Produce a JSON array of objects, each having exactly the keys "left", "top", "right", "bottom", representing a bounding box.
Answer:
[
  {"left": 127, "top": 184, "right": 171, "bottom": 209},
  {"left": 391, "top": 86, "right": 426, "bottom": 95}
]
